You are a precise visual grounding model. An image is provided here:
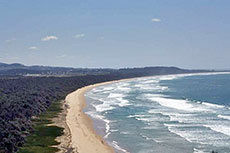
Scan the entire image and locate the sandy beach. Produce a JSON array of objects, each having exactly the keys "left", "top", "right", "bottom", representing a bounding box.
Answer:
[{"left": 65, "top": 79, "right": 132, "bottom": 153}]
